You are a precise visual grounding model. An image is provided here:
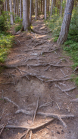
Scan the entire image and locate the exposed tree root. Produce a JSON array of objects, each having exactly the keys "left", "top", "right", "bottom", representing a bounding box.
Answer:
[
  {"left": 28, "top": 63, "right": 69, "bottom": 68},
  {"left": 39, "top": 101, "right": 53, "bottom": 108},
  {"left": 15, "top": 109, "right": 34, "bottom": 115},
  {"left": 0, "top": 124, "right": 6, "bottom": 136},
  {"left": 55, "top": 84, "right": 75, "bottom": 98},
  {"left": 31, "top": 29, "right": 51, "bottom": 35},
  {"left": 46, "top": 78, "right": 71, "bottom": 83},
  {"left": 34, "top": 41, "right": 46, "bottom": 47},
  {"left": 7, "top": 111, "right": 74, "bottom": 128},
  {"left": 37, "top": 112, "right": 74, "bottom": 127},
  {"left": 71, "top": 98, "right": 78, "bottom": 102},
  {"left": 41, "top": 48, "right": 60, "bottom": 55},
  {"left": 20, "top": 129, "right": 30, "bottom": 139},
  {"left": 6, "top": 118, "right": 54, "bottom": 130},
  {"left": 2, "top": 97, "right": 19, "bottom": 108},
  {"left": 33, "top": 97, "right": 39, "bottom": 122}
]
